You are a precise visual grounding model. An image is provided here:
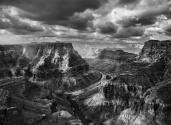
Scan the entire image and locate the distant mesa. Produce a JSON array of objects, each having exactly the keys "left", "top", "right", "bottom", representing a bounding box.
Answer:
[
  {"left": 98, "top": 48, "right": 137, "bottom": 61},
  {"left": 86, "top": 48, "right": 137, "bottom": 73}
]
